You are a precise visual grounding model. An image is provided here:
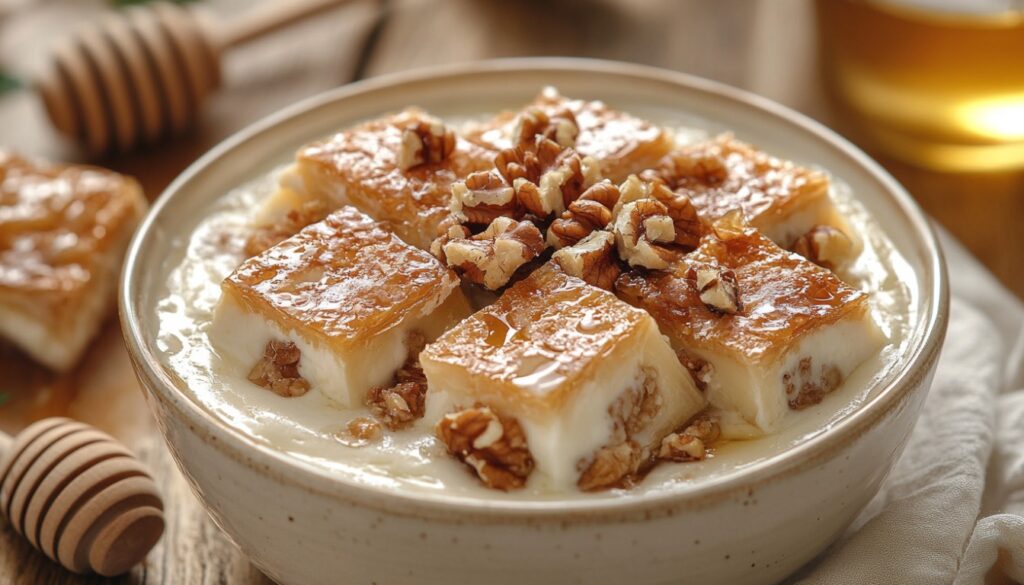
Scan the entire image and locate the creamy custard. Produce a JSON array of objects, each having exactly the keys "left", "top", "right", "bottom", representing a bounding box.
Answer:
[{"left": 155, "top": 126, "right": 916, "bottom": 502}]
